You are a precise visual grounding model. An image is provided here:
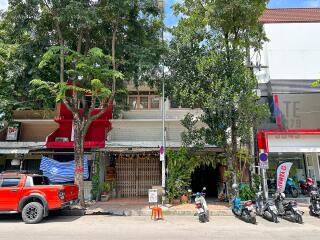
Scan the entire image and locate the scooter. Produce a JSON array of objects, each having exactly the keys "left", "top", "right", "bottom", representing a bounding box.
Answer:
[
  {"left": 309, "top": 186, "right": 320, "bottom": 217},
  {"left": 274, "top": 192, "right": 304, "bottom": 224},
  {"left": 255, "top": 191, "right": 278, "bottom": 223},
  {"left": 190, "top": 187, "right": 209, "bottom": 223},
  {"left": 231, "top": 184, "right": 256, "bottom": 224},
  {"left": 300, "top": 178, "right": 314, "bottom": 196},
  {"left": 284, "top": 178, "right": 299, "bottom": 198}
]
